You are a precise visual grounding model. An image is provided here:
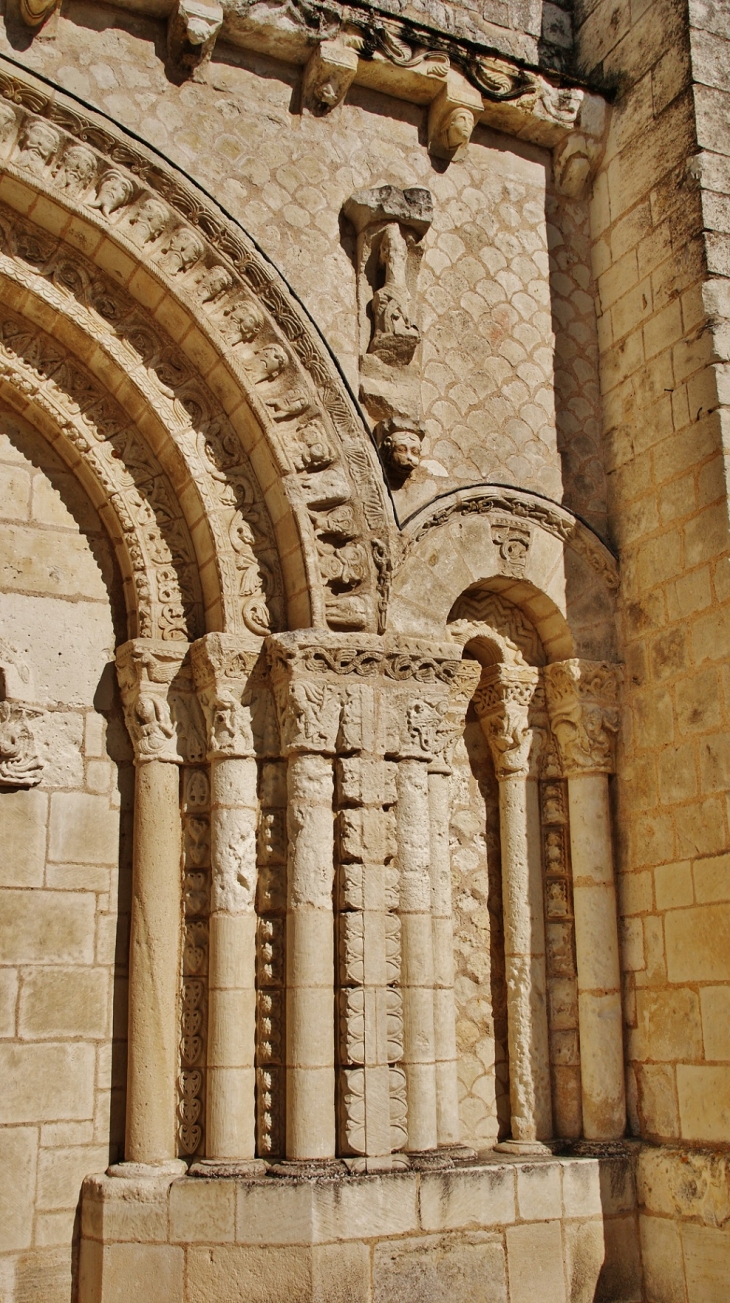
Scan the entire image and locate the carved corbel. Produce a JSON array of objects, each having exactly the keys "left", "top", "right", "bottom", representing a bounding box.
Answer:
[
  {"left": 552, "top": 93, "right": 608, "bottom": 199},
  {"left": 167, "top": 0, "right": 224, "bottom": 79},
  {"left": 116, "top": 639, "right": 191, "bottom": 764},
  {"left": 427, "top": 70, "right": 483, "bottom": 162},
  {"left": 543, "top": 659, "right": 621, "bottom": 776},
  {"left": 17, "top": 0, "right": 59, "bottom": 29},
  {"left": 302, "top": 40, "right": 358, "bottom": 115},
  {"left": 473, "top": 663, "right": 540, "bottom": 780}
]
